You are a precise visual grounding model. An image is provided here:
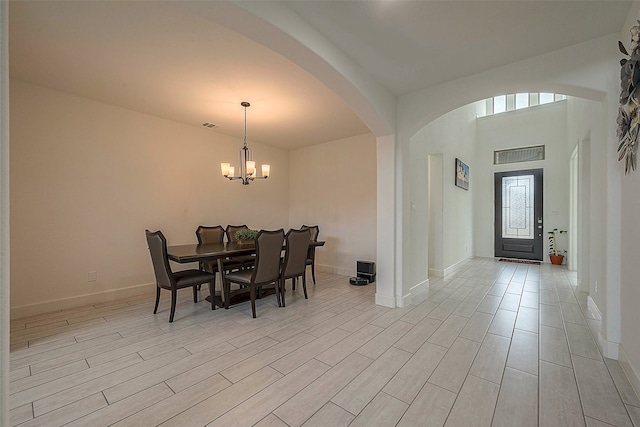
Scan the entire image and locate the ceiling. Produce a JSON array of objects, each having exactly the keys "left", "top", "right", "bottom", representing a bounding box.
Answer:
[{"left": 9, "top": 1, "right": 632, "bottom": 150}]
